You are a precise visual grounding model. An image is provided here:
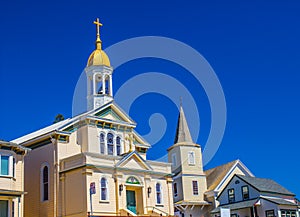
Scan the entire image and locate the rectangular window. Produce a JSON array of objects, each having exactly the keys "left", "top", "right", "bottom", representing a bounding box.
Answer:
[
  {"left": 266, "top": 210, "right": 275, "bottom": 217},
  {"left": 242, "top": 185, "right": 249, "bottom": 200},
  {"left": 281, "top": 210, "right": 297, "bottom": 217},
  {"left": 174, "top": 183, "right": 178, "bottom": 197},
  {"left": 228, "top": 188, "right": 235, "bottom": 203},
  {"left": 0, "top": 155, "right": 9, "bottom": 176},
  {"left": 188, "top": 151, "right": 195, "bottom": 165},
  {"left": 192, "top": 181, "right": 198, "bottom": 195},
  {"left": 172, "top": 153, "right": 177, "bottom": 167}
]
